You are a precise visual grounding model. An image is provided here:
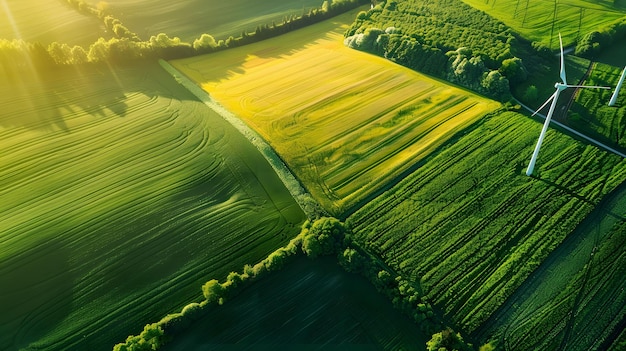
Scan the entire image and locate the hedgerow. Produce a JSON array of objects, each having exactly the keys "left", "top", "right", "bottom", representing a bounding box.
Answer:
[{"left": 343, "top": 0, "right": 529, "bottom": 100}]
